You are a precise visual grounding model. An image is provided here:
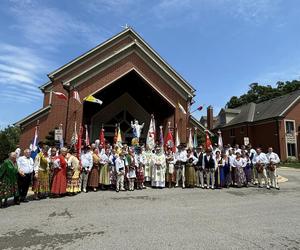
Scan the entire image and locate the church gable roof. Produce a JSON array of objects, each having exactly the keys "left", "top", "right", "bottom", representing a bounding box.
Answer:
[{"left": 43, "top": 28, "right": 195, "bottom": 97}]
